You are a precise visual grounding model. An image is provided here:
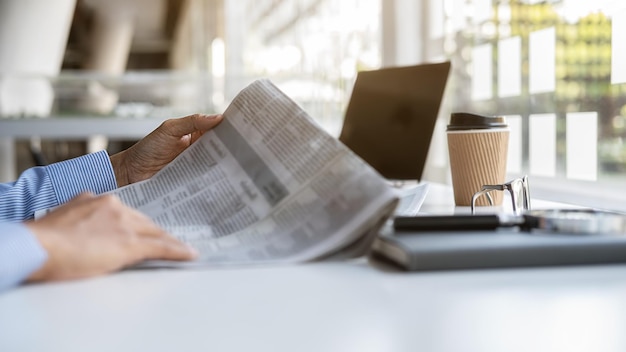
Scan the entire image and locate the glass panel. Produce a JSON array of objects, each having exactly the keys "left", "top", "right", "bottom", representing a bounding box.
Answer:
[
  {"left": 506, "top": 115, "right": 523, "bottom": 173},
  {"left": 529, "top": 113, "right": 557, "bottom": 177},
  {"left": 529, "top": 27, "right": 555, "bottom": 94},
  {"left": 567, "top": 112, "right": 598, "bottom": 181},
  {"left": 498, "top": 36, "right": 521, "bottom": 97},
  {"left": 612, "top": 9, "right": 626, "bottom": 84},
  {"left": 472, "top": 44, "right": 493, "bottom": 101}
]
